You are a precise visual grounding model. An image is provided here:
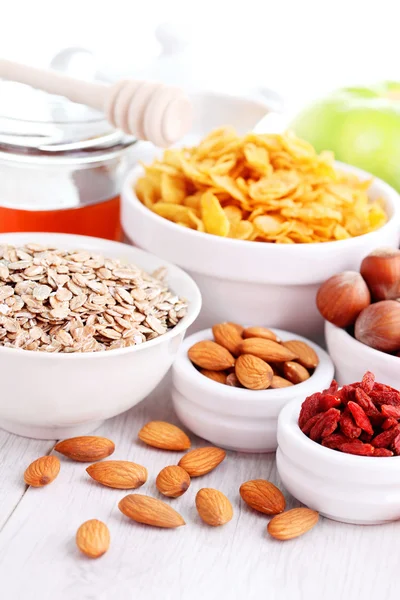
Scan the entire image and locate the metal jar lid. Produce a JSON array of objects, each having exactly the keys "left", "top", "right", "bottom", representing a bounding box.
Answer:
[{"left": 0, "top": 79, "right": 137, "bottom": 165}]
